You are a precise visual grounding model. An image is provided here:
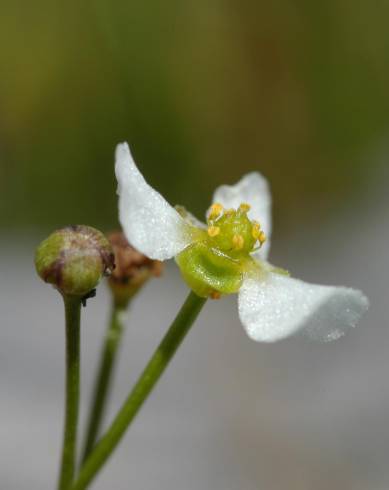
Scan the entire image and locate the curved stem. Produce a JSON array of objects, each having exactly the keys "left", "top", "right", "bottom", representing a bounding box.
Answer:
[
  {"left": 71, "top": 291, "right": 206, "bottom": 490},
  {"left": 58, "top": 296, "right": 82, "bottom": 490},
  {"left": 81, "top": 303, "right": 127, "bottom": 462}
]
